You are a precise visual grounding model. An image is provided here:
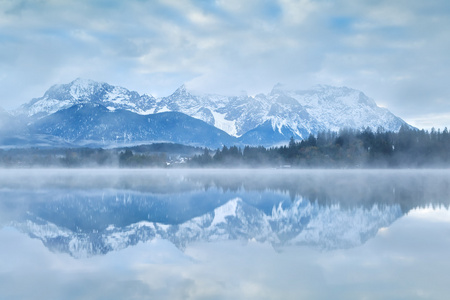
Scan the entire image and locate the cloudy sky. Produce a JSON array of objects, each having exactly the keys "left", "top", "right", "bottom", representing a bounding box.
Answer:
[{"left": 0, "top": 0, "right": 449, "bottom": 129}]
